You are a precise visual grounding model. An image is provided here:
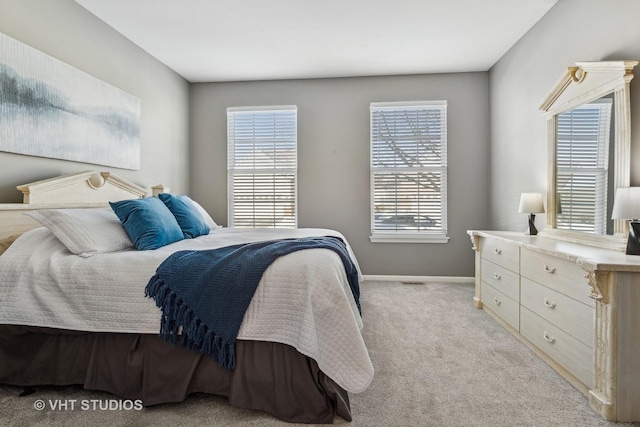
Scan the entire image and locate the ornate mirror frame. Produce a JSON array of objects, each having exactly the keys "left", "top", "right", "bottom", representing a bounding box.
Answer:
[{"left": 539, "top": 60, "right": 638, "bottom": 252}]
